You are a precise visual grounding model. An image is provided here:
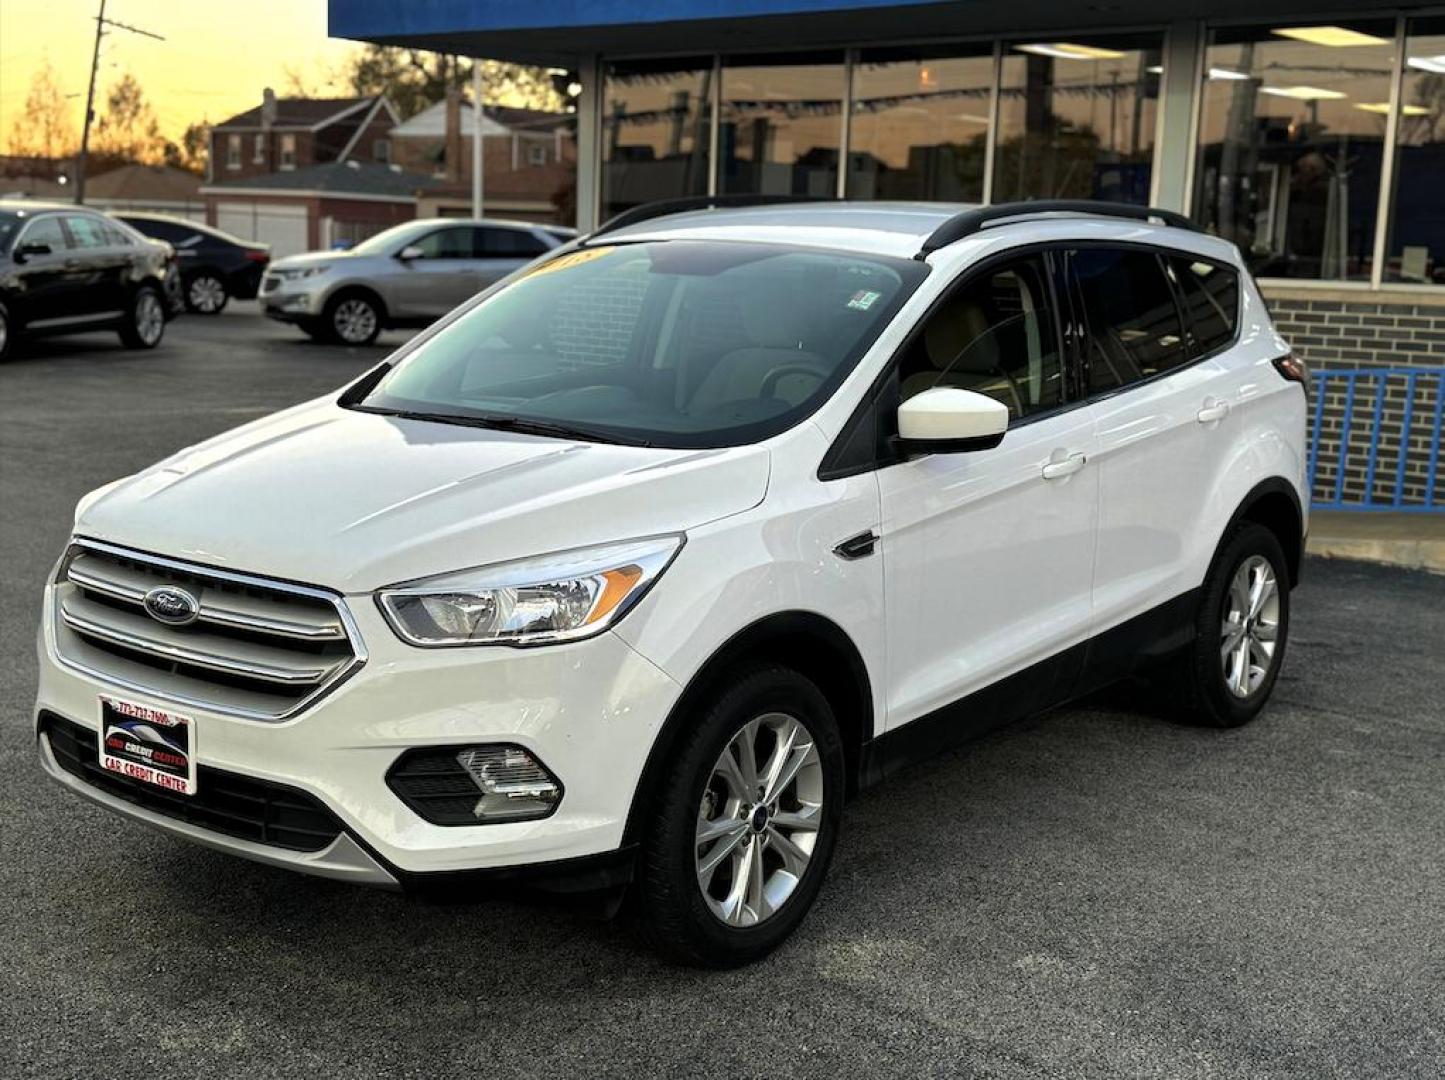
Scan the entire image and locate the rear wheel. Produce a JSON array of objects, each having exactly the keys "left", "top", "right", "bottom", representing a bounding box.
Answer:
[
  {"left": 324, "top": 291, "right": 382, "bottom": 346},
  {"left": 636, "top": 664, "right": 845, "bottom": 967},
  {"left": 118, "top": 285, "right": 166, "bottom": 349},
  {"left": 184, "top": 272, "right": 228, "bottom": 315},
  {"left": 1170, "top": 522, "right": 1291, "bottom": 727}
]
